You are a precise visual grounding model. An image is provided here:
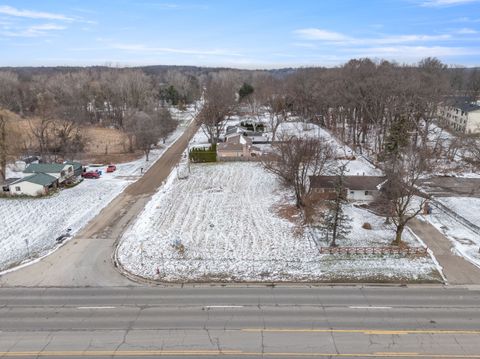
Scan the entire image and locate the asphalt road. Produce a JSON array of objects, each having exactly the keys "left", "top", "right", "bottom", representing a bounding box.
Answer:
[{"left": 1, "top": 286, "right": 480, "bottom": 358}]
